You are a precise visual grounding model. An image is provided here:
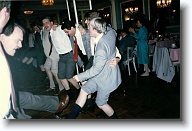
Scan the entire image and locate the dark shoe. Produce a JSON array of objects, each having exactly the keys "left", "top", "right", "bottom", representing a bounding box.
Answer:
[
  {"left": 79, "top": 106, "right": 95, "bottom": 114},
  {"left": 54, "top": 95, "right": 69, "bottom": 117},
  {"left": 60, "top": 114, "right": 69, "bottom": 119},
  {"left": 140, "top": 72, "right": 149, "bottom": 76},
  {"left": 45, "top": 88, "right": 55, "bottom": 92},
  {"left": 96, "top": 111, "right": 107, "bottom": 118},
  {"left": 53, "top": 89, "right": 65, "bottom": 96}
]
